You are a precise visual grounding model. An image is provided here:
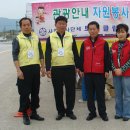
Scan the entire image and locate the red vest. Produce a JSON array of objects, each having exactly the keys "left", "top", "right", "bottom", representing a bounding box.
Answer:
[
  {"left": 111, "top": 39, "right": 130, "bottom": 76},
  {"left": 84, "top": 37, "right": 105, "bottom": 73}
]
